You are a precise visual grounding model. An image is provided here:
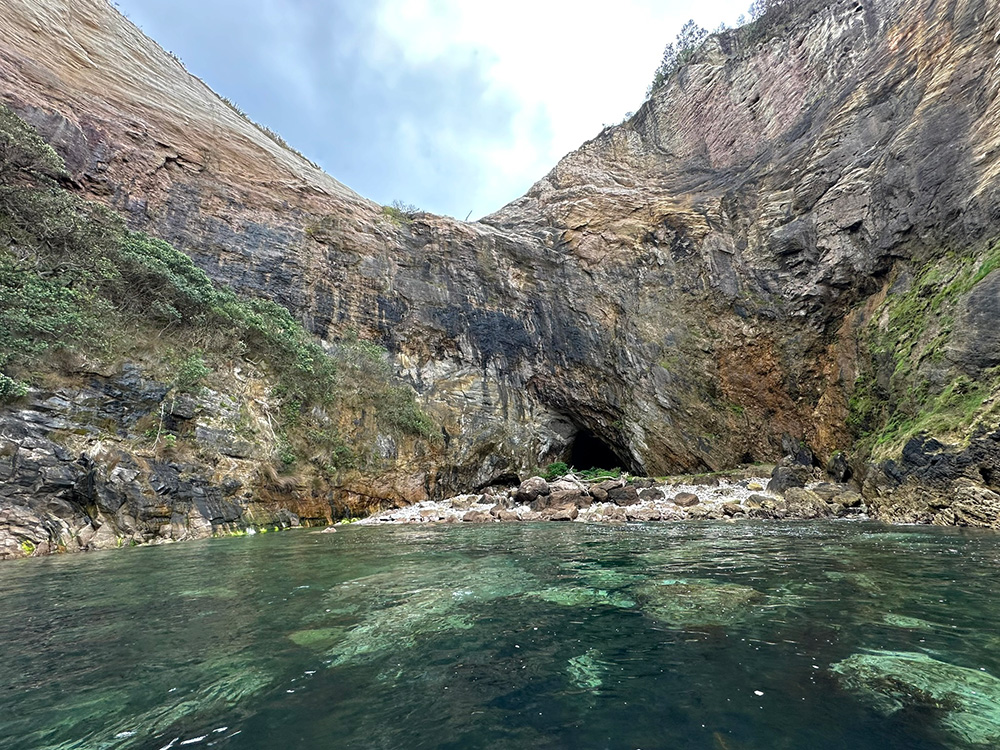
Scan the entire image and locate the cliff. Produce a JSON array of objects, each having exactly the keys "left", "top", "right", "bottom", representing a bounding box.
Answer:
[{"left": 3, "top": 0, "right": 1000, "bottom": 557}]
